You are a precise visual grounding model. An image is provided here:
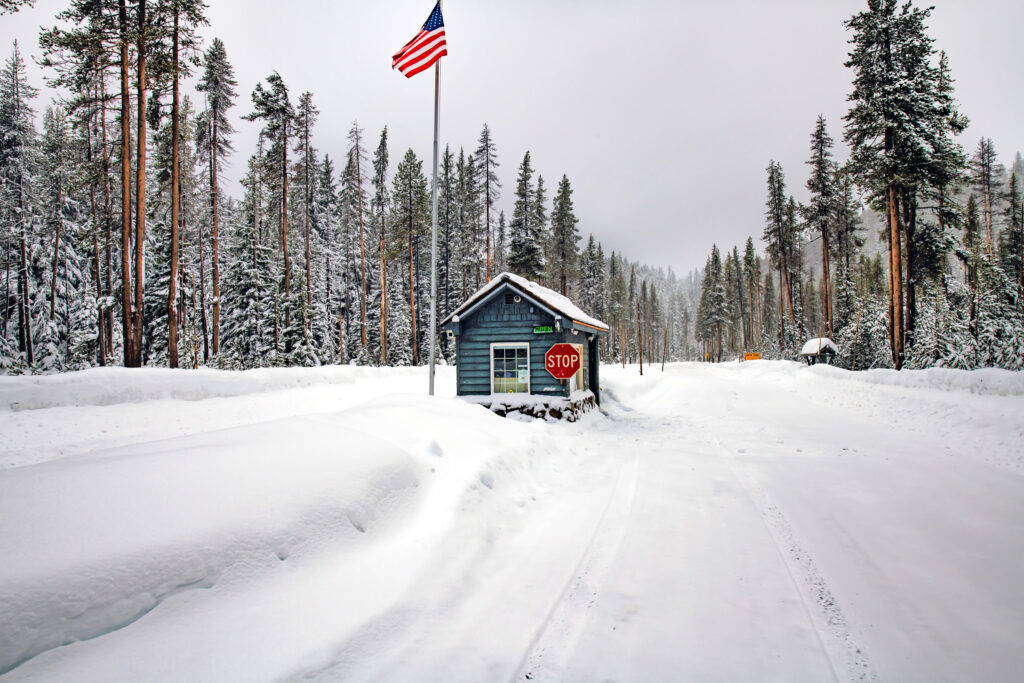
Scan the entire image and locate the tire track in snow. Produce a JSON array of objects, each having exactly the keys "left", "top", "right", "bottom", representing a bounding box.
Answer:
[
  {"left": 714, "top": 435, "right": 880, "bottom": 683},
  {"left": 511, "top": 438, "right": 639, "bottom": 683}
]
